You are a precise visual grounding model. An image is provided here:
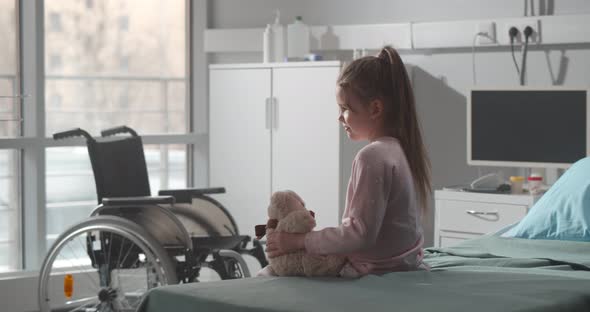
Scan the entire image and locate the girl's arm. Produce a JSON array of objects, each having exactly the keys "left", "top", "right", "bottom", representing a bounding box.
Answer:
[{"left": 305, "top": 153, "right": 393, "bottom": 255}]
